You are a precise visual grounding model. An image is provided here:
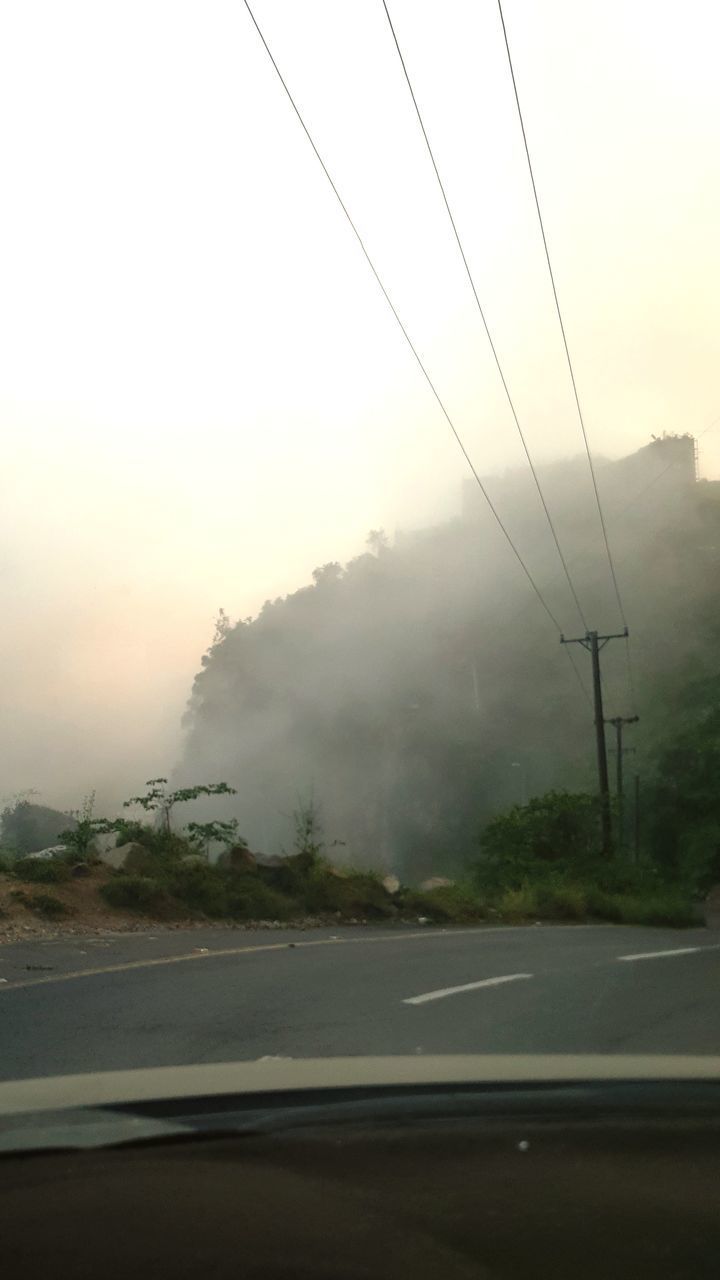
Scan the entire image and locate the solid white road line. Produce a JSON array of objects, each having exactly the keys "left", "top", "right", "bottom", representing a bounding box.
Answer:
[
  {"left": 403, "top": 973, "right": 533, "bottom": 1005},
  {"left": 617, "top": 945, "right": 720, "bottom": 963}
]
